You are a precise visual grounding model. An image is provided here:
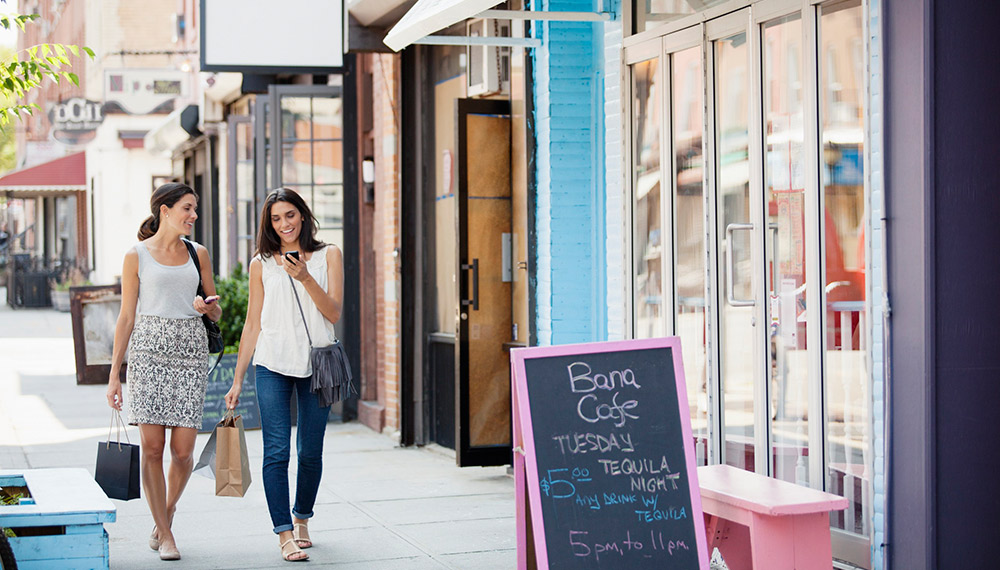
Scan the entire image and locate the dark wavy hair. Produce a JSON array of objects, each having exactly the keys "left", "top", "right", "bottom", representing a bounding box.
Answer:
[
  {"left": 137, "top": 182, "right": 197, "bottom": 240},
  {"left": 255, "top": 188, "right": 325, "bottom": 259}
]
